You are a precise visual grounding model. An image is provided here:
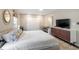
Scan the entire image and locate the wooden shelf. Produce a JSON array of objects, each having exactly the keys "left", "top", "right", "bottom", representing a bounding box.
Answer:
[{"left": 51, "top": 27, "right": 70, "bottom": 42}]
